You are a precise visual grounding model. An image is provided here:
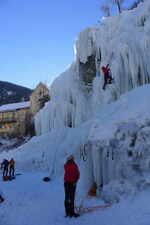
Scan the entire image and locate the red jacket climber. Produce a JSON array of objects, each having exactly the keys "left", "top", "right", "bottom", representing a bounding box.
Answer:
[
  {"left": 101, "top": 64, "right": 110, "bottom": 77},
  {"left": 64, "top": 156, "right": 80, "bottom": 183},
  {"left": 101, "top": 64, "right": 113, "bottom": 90},
  {"left": 64, "top": 155, "right": 80, "bottom": 218}
]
